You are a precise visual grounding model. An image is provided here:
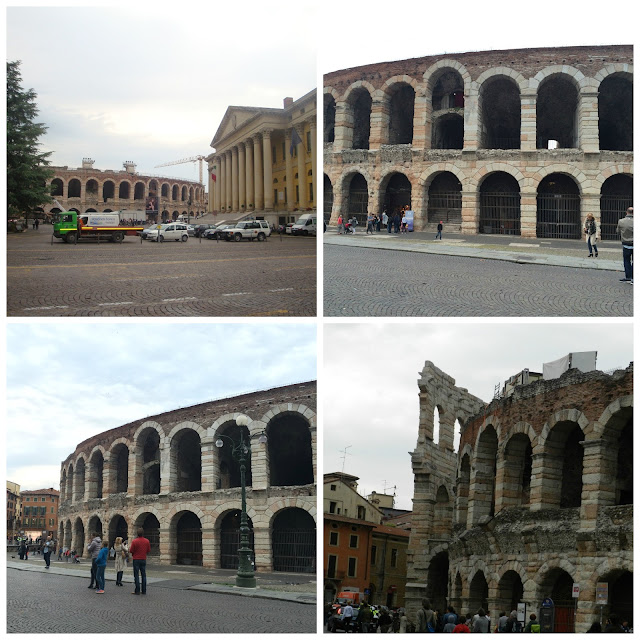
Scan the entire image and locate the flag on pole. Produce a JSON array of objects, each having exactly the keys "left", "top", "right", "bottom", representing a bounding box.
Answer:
[
  {"left": 211, "top": 172, "right": 216, "bottom": 182},
  {"left": 290, "top": 127, "right": 302, "bottom": 156}
]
